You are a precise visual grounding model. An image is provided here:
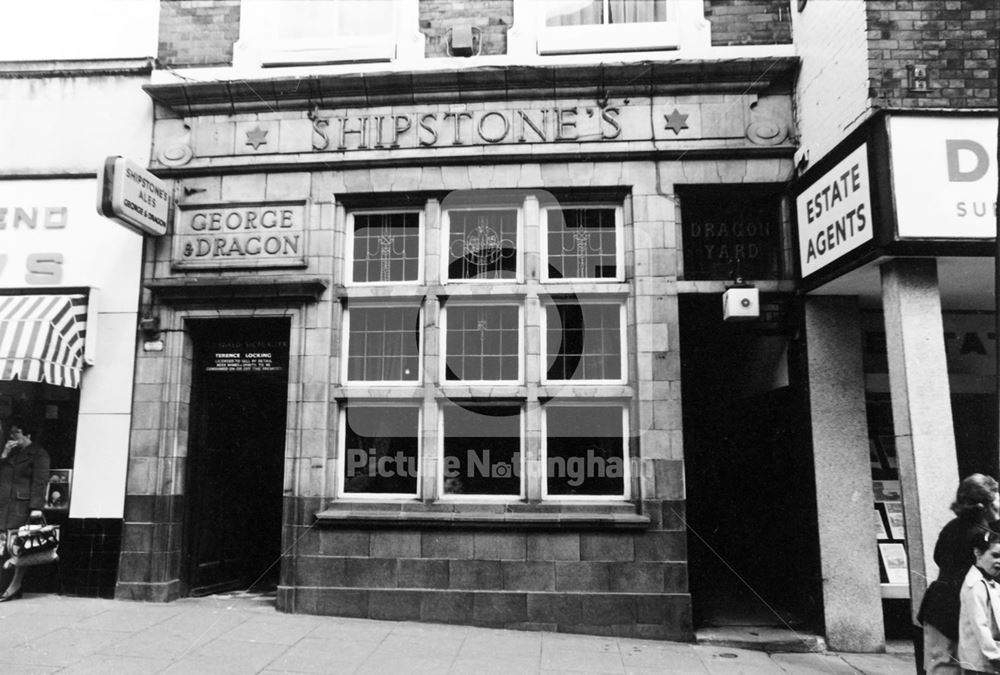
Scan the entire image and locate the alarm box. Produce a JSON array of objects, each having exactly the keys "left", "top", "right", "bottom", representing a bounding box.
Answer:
[{"left": 722, "top": 287, "right": 759, "bottom": 321}]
